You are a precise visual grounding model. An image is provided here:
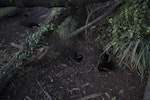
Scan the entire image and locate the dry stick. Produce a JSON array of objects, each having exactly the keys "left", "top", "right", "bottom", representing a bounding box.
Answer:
[
  {"left": 37, "top": 46, "right": 50, "bottom": 60},
  {"left": 22, "top": 46, "right": 50, "bottom": 67},
  {"left": 36, "top": 78, "right": 53, "bottom": 100},
  {"left": 86, "top": 5, "right": 90, "bottom": 15},
  {"left": 85, "top": 6, "right": 102, "bottom": 34},
  {"left": 77, "top": 93, "right": 102, "bottom": 100},
  {"left": 67, "top": 0, "right": 123, "bottom": 39},
  {"left": 85, "top": 1, "right": 111, "bottom": 34},
  {"left": 10, "top": 42, "right": 21, "bottom": 49}
]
